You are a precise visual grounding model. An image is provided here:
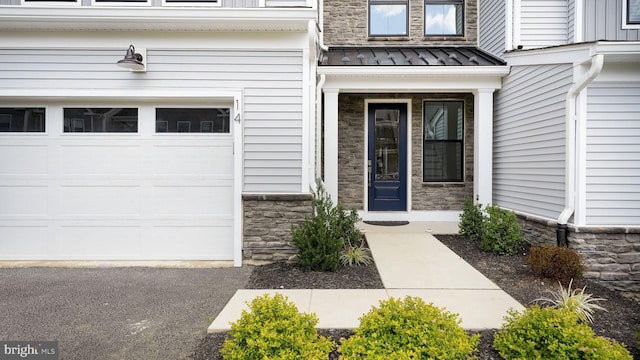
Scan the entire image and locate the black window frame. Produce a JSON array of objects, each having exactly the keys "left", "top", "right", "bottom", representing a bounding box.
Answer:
[
  {"left": 368, "top": 0, "right": 410, "bottom": 37},
  {"left": 155, "top": 107, "right": 231, "bottom": 134},
  {"left": 424, "top": 0, "right": 465, "bottom": 37},
  {"left": 63, "top": 108, "right": 139, "bottom": 133},
  {"left": 422, "top": 100, "right": 464, "bottom": 183},
  {"left": 0, "top": 107, "right": 46, "bottom": 133}
]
